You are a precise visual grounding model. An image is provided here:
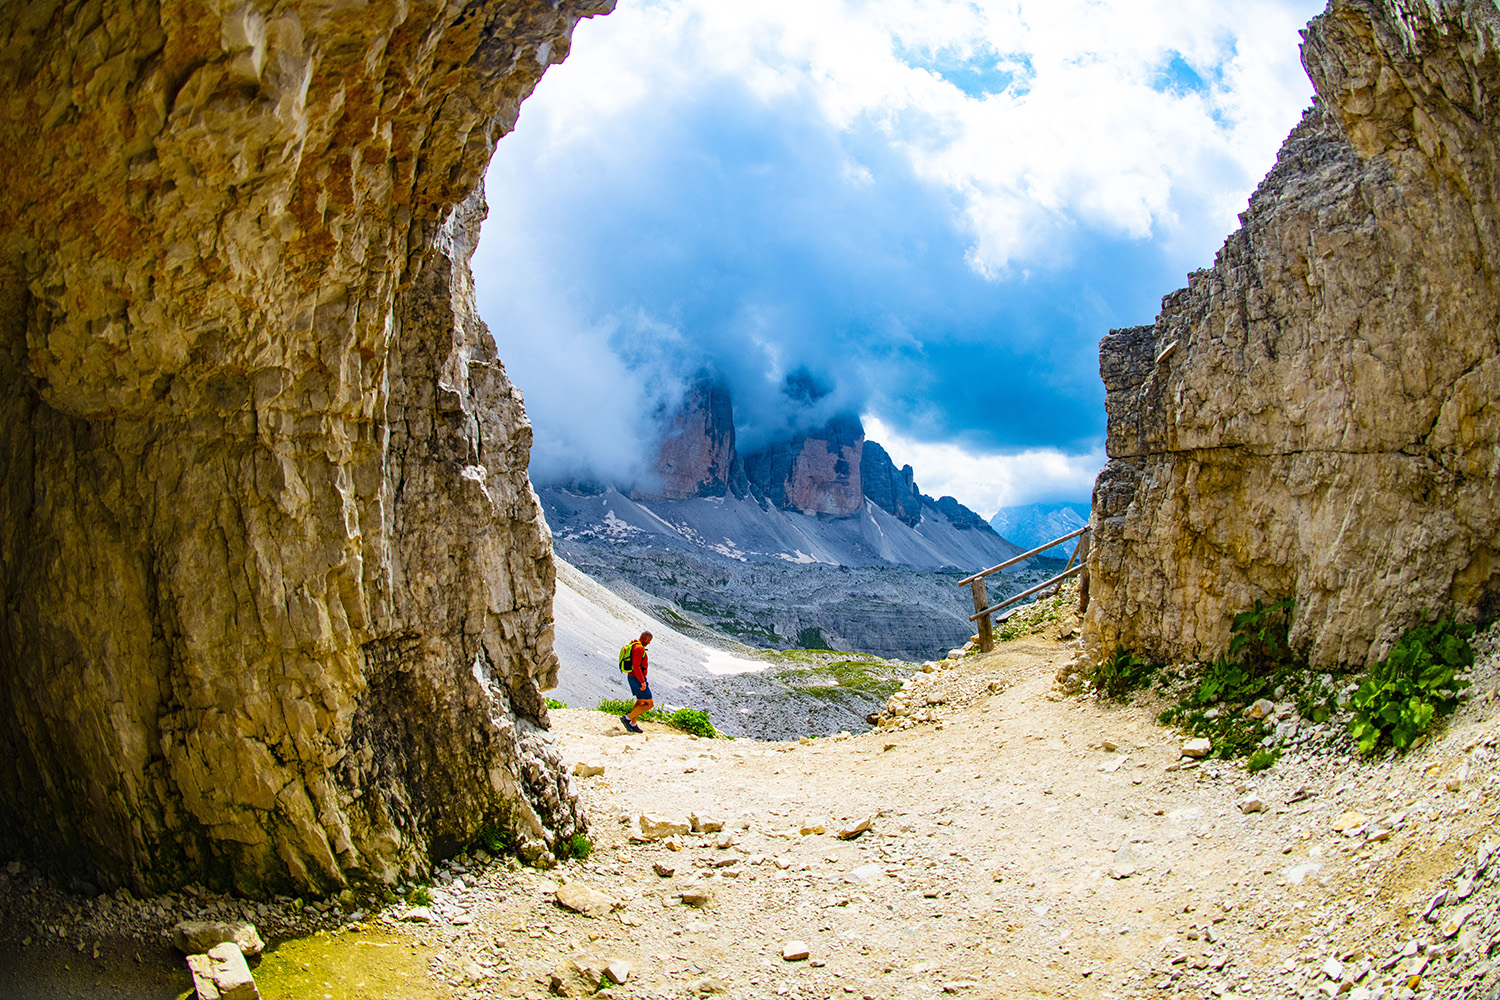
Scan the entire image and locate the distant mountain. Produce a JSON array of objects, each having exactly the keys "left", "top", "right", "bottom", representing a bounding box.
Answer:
[
  {"left": 540, "top": 487, "right": 1021, "bottom": 573},
  {"left": 545, "top": 371, "right": 1009, "bottom": 567},
  {"left": 989, "top": 502, "right": 1091, "bottom": 555},
  {"left": 536, "top": 373, "right": 1055, "bottom": 660}
]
